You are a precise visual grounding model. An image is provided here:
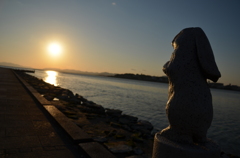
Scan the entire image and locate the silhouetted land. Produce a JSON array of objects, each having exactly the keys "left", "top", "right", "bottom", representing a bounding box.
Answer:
[
  {"left": 1, "top": 63, "right": 239, "bottom": 92},
  {"left": 110, "top": 73, "right": 240, "bottom": 92},
  {"left": 110, "top": 73, "right": 168, "bottom": 83}
]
